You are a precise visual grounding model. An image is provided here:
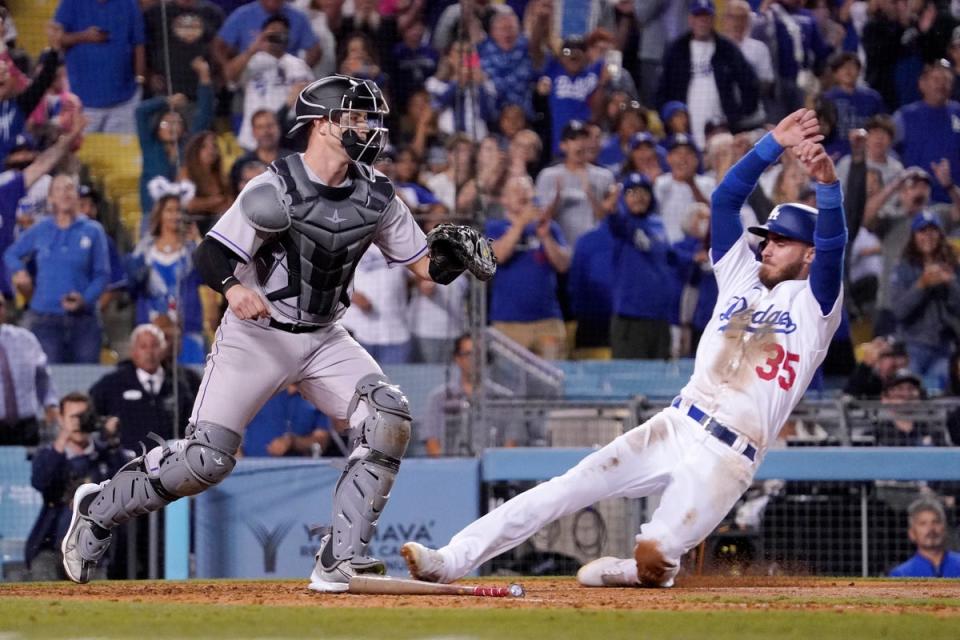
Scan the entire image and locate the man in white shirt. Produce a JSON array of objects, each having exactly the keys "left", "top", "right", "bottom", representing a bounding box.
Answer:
[
  {"left": 722, "top": 0, "right": 774, "bottom": 128},
  {"left": 654, "top": 133, "right": 716, "bottom": 243},
  {"left": 225, "top": 13, "right": 313, "bottom": 150}
]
